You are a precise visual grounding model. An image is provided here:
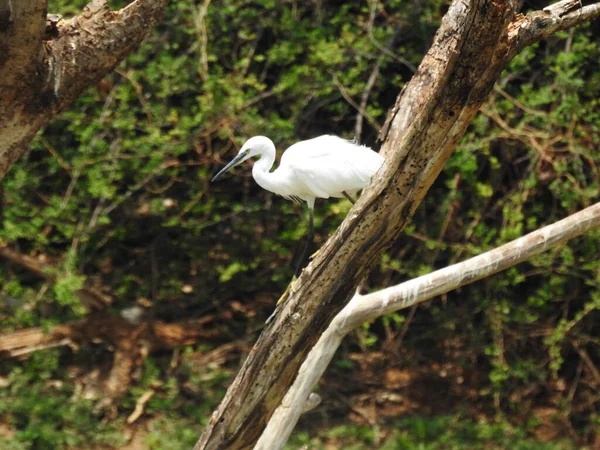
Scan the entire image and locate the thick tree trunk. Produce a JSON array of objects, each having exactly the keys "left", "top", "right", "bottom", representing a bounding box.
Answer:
[
  {"left": 0, "top": 0, "right": 167, "bottom": 178},
  {"left": 195, "top": 1, "right": 600, "bottom": 448}
]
